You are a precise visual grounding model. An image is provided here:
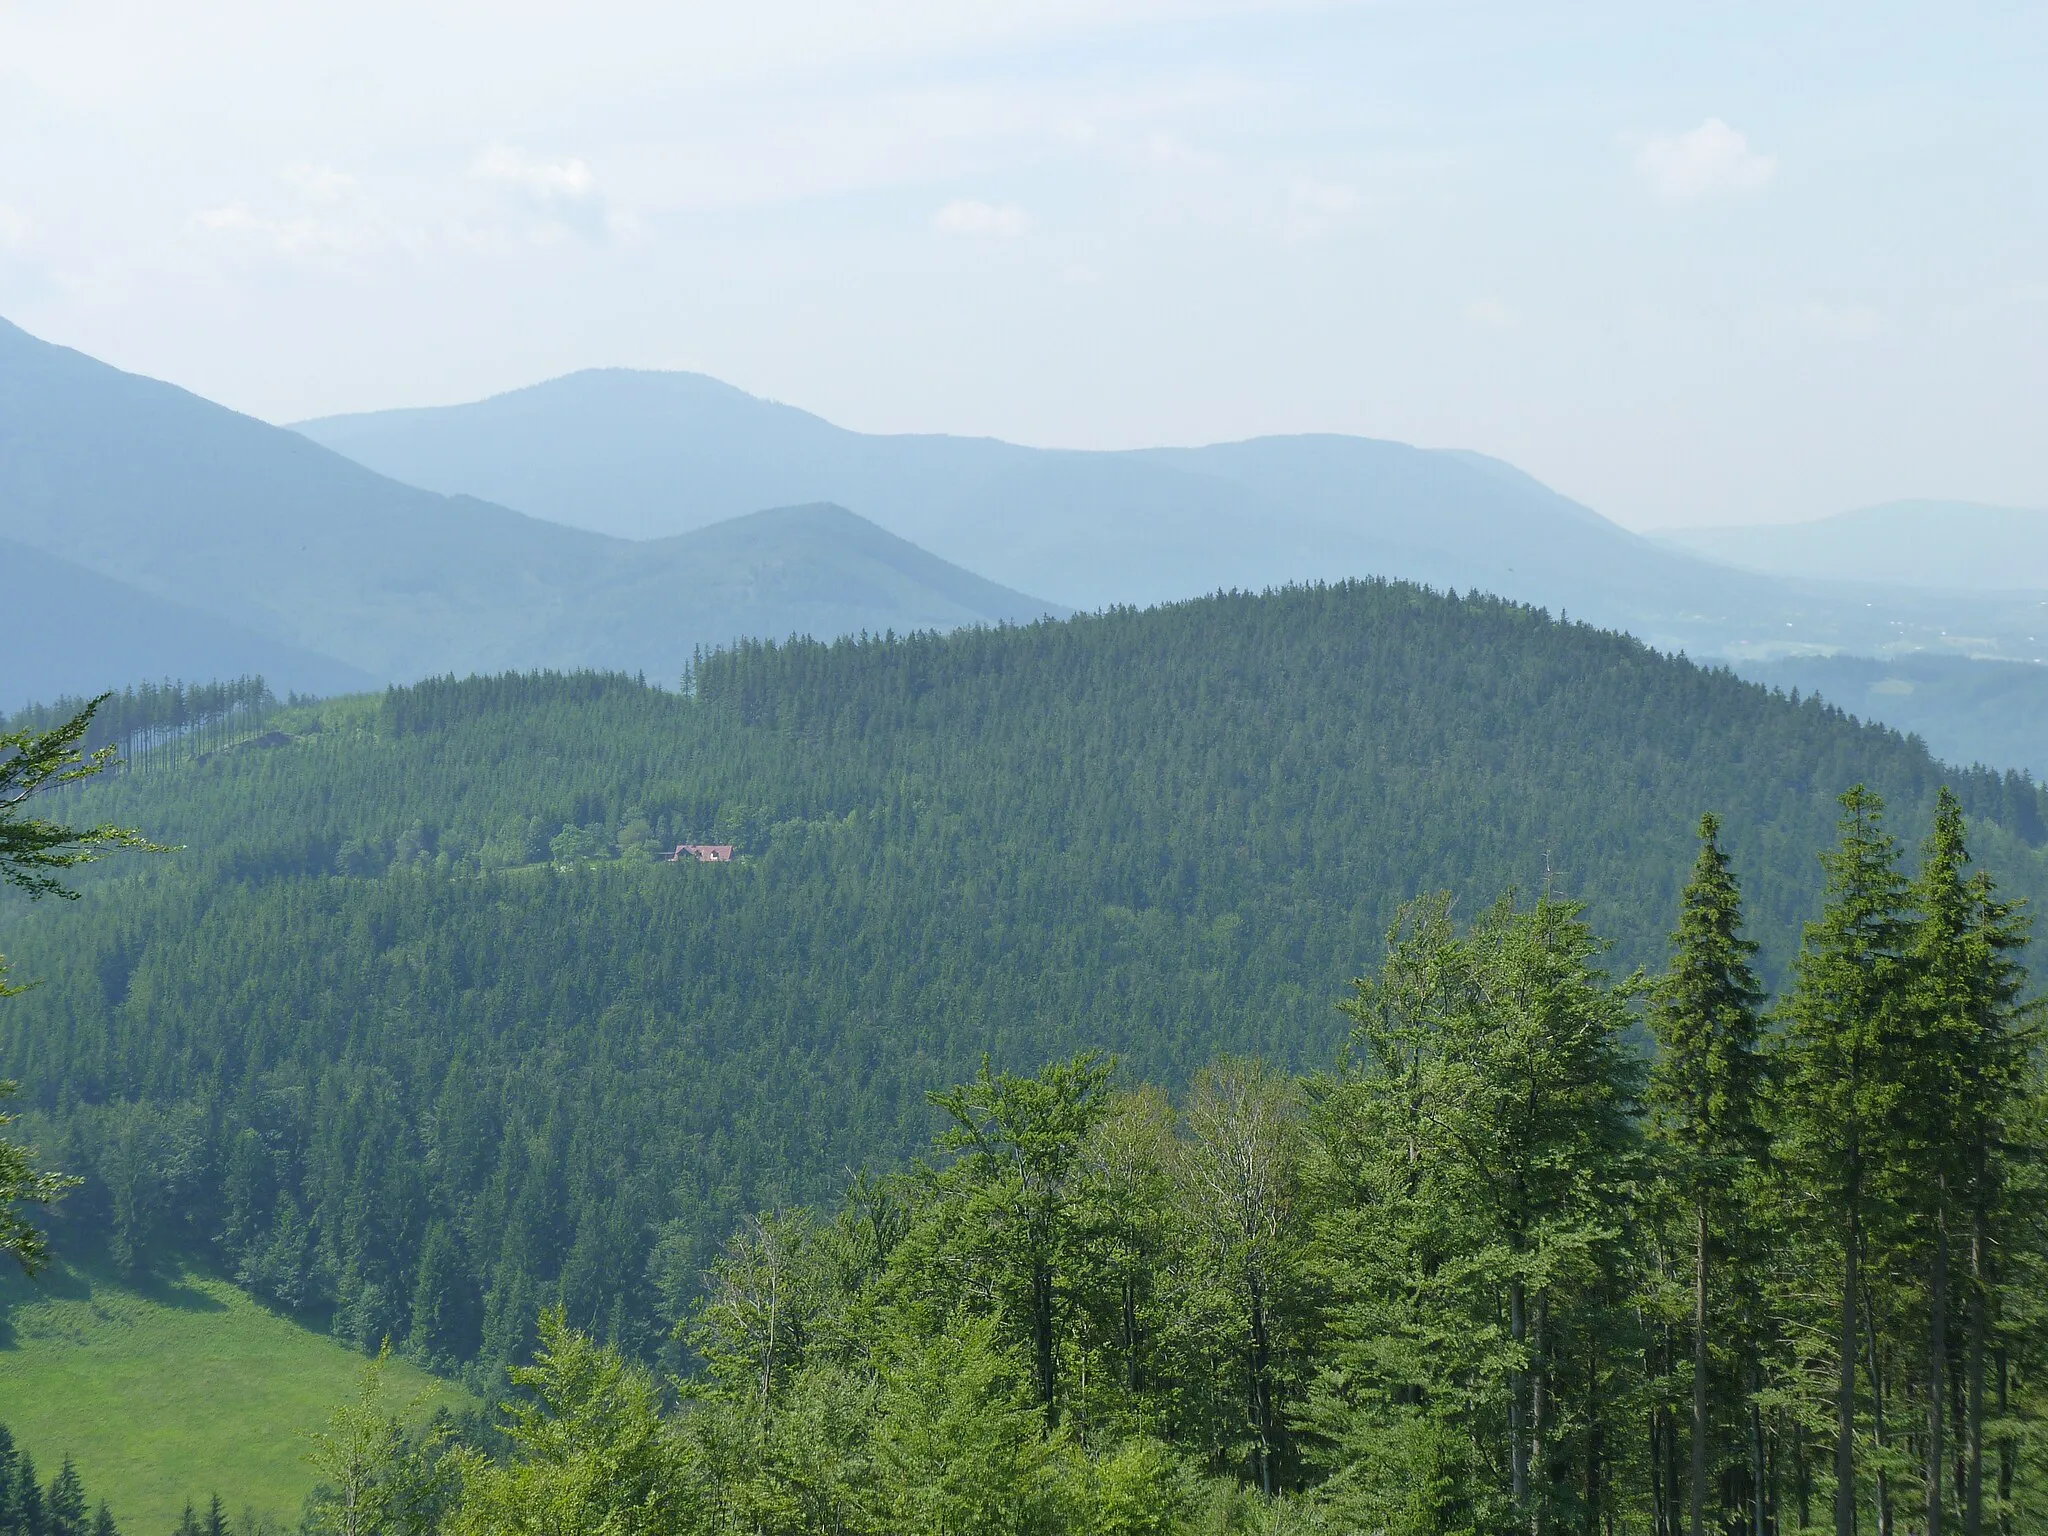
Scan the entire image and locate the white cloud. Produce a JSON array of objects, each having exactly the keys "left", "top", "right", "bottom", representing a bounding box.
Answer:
[
  {"left": 469, "top": 145, "right": 631, "bottom": 241},
  {"left": 186, "top": 163, "right": 403, "bottom": 270},
  {"left": 933, "top": 199, "right": 1029, "bottom": 237},
  {"left": 1803, "top": 302, "right": 1881, "bottom": 339},
  {"left": 283, "top": 164, "right": 359, "bottom": 203},
  {"left": 0, "top": 201, "right": 28, "bottom": 249},
  {"left": 1284, "top": 177, "right": 1358, "bottom": 240},
  {"left": 189, "top": 202, "right": 375, "bottom": 263},
  {"left": 1465, "top": 296, "right": 1516, "bottom": 331},
  {"left": 471, "top": 145, "right": 596, "bottom": 202},
  {"left": 1633, "top": 118, "right": 1776, "bottom": 205}
]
